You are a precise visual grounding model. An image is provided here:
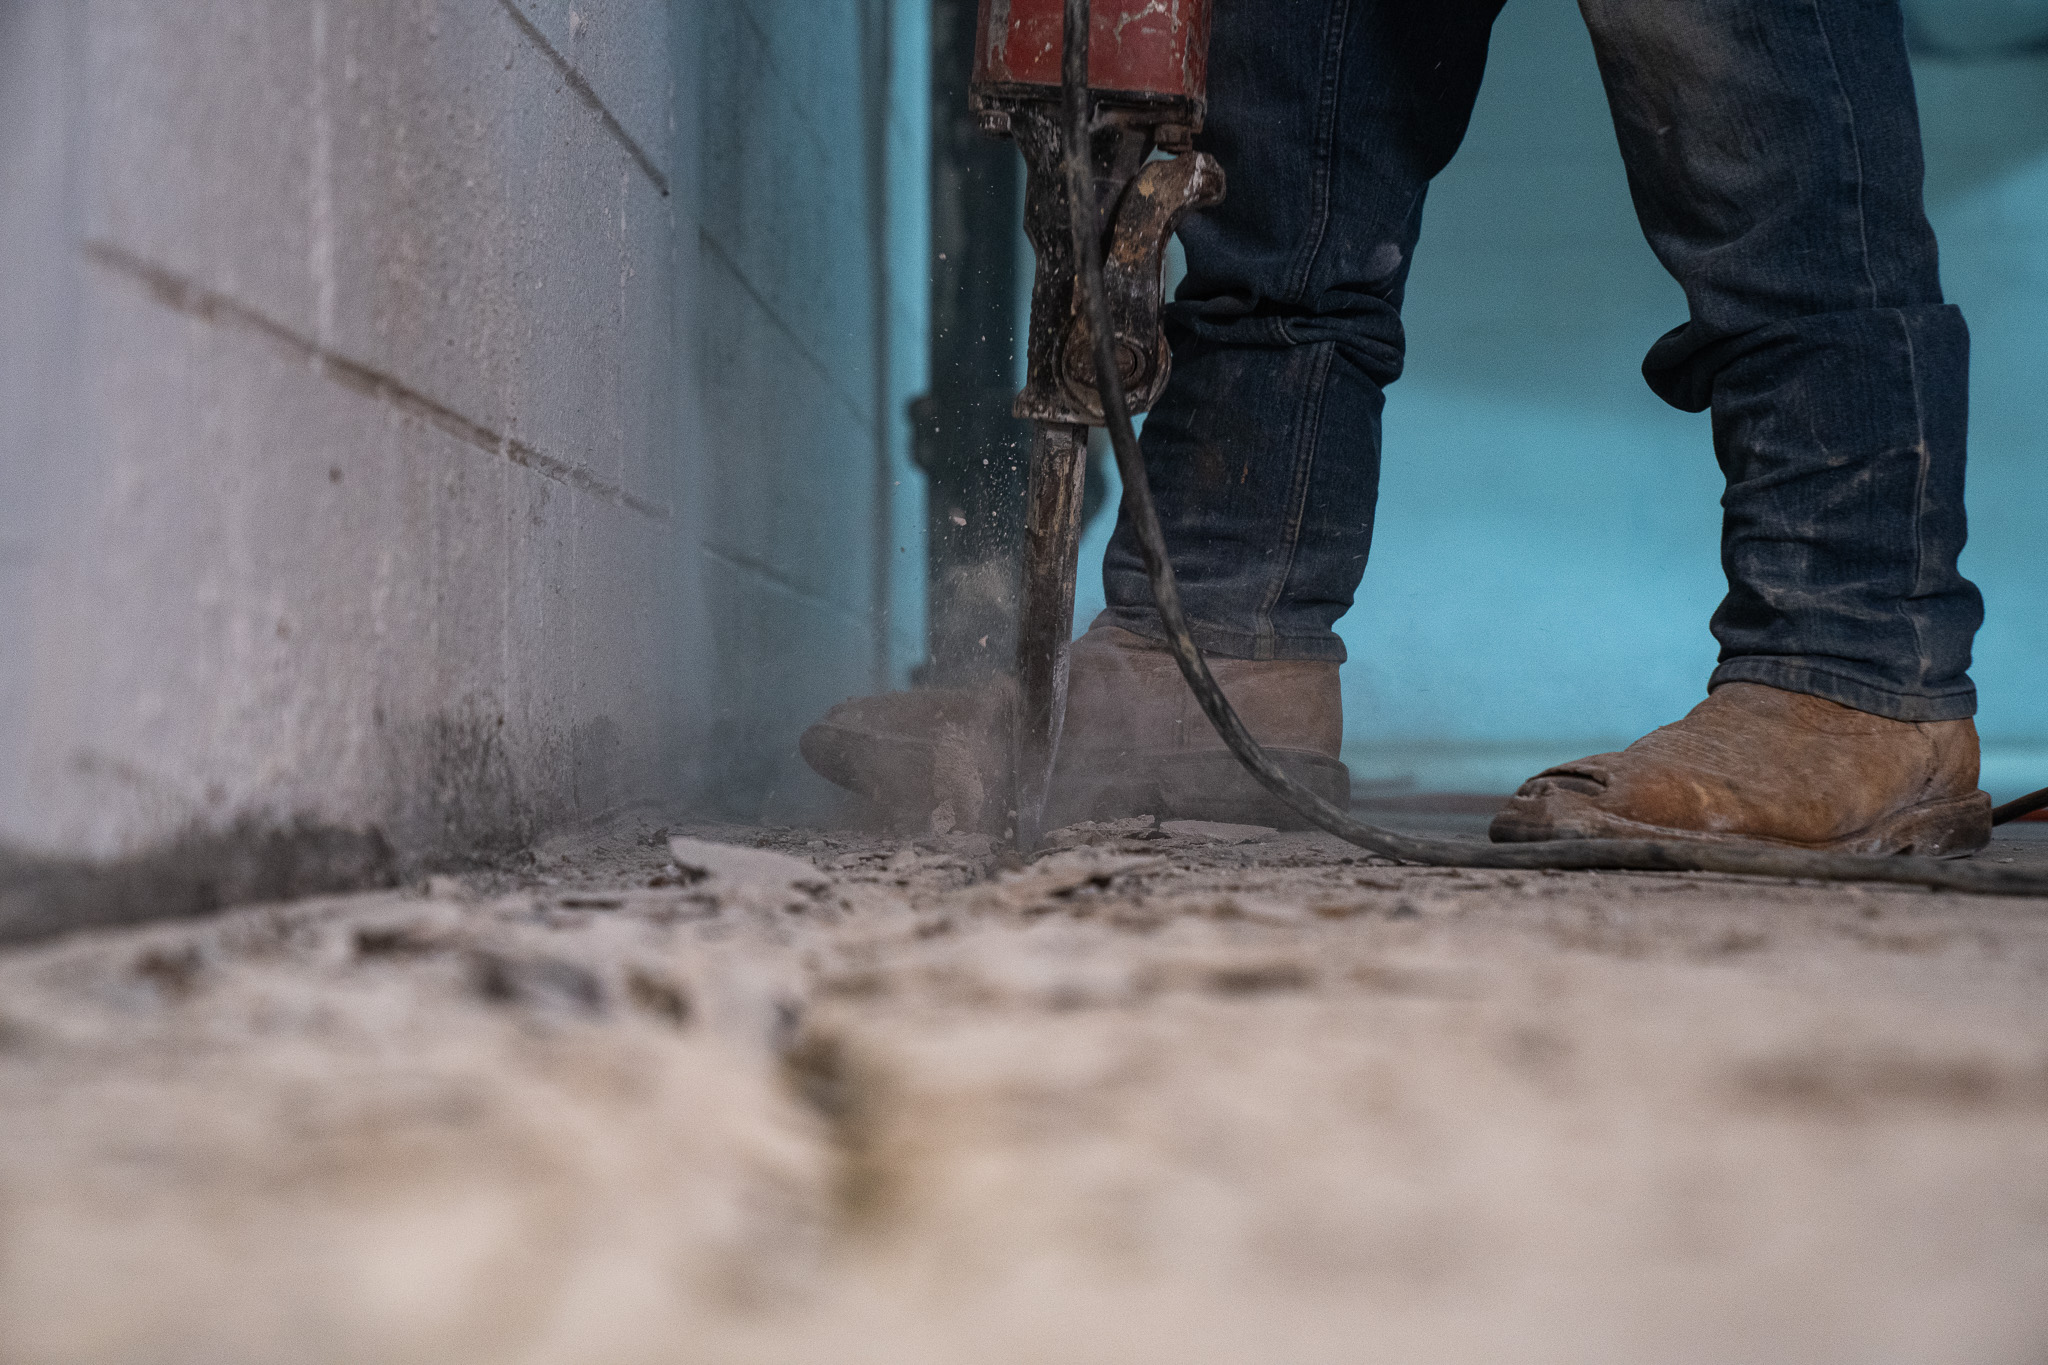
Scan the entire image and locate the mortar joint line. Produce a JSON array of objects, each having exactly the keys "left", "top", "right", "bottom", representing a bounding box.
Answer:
[
  {"left": 697, "top": 228, "right": 876, "bottom": 426},
  {"left": 495, "top": 0, "right": 671, "bottom": 197},
  {"left": 83, "top": 240, "right": 672, "bottom": 523},
  {"left": 702, "top": 543, "right": 867, "bottom": 620}
]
